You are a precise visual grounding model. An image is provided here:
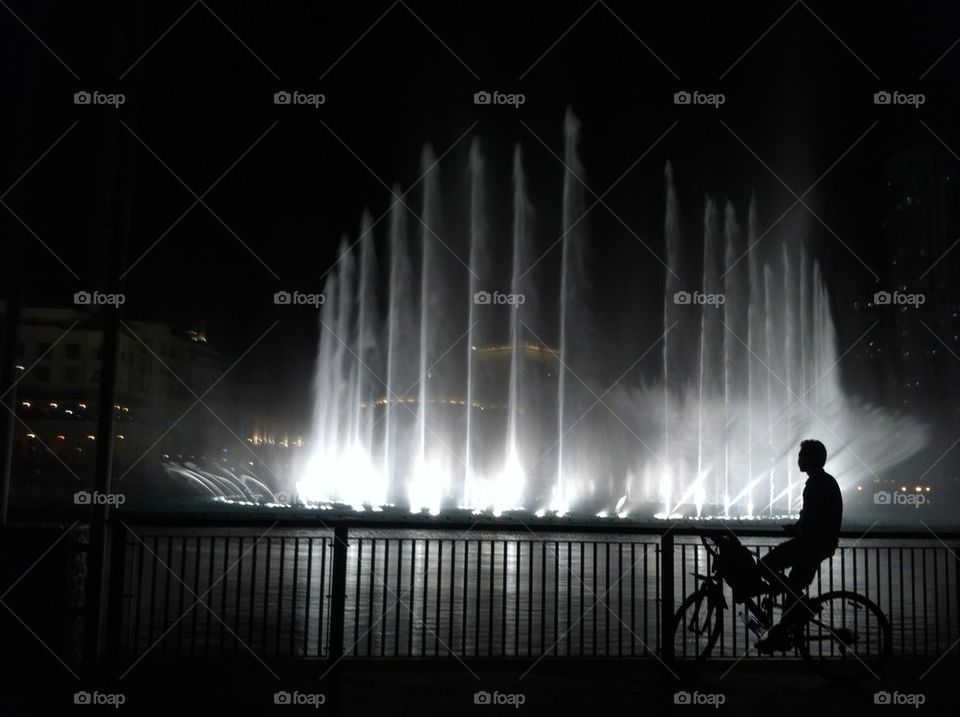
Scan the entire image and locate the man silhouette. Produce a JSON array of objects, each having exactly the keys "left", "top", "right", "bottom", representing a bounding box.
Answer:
[{"left": 756, "top": 439, "right": 842, "bottom": 653}]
